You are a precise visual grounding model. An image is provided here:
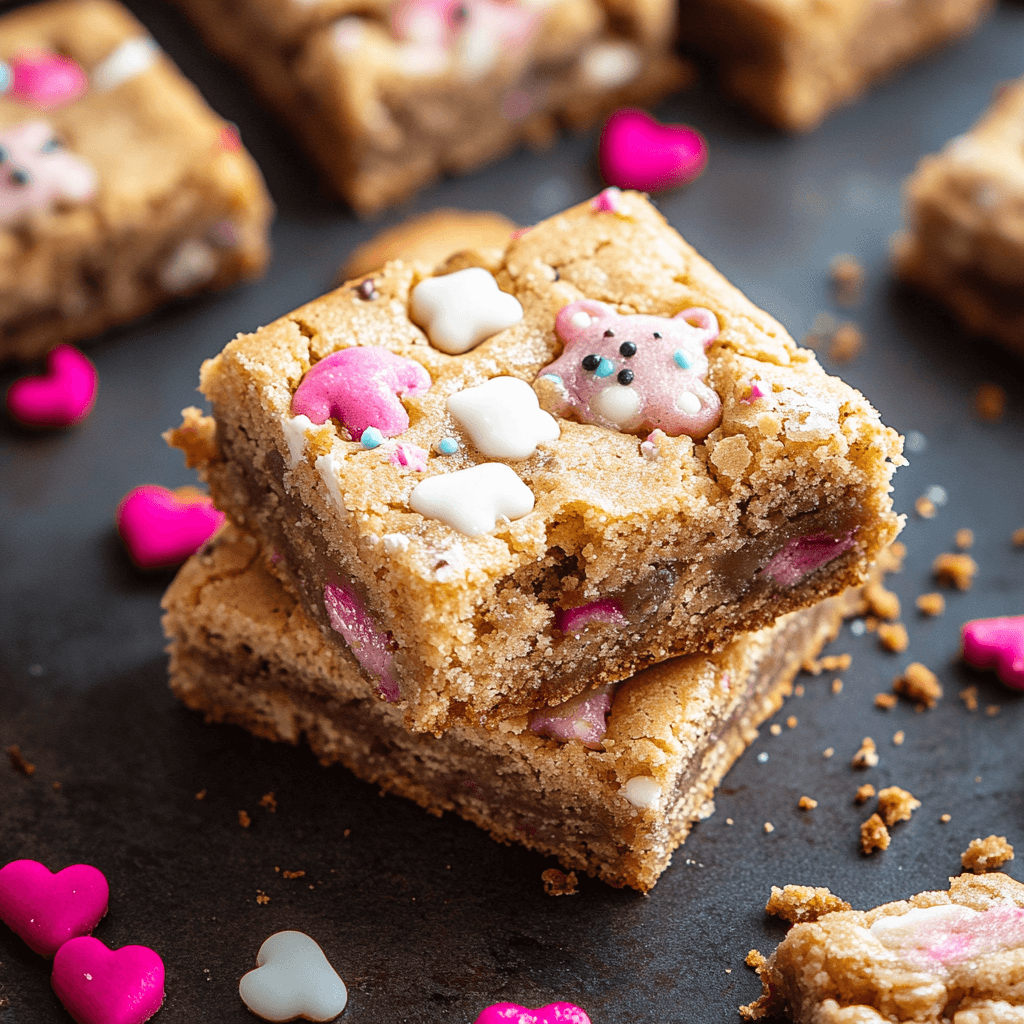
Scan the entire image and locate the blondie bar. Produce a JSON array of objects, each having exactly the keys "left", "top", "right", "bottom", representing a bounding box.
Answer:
[
  {"left": 167, "top": 0, "right": 690, "bottom": 214},
  {"left": 163, "top": 523, "right": 879, "bottom": 892},
  {"left": 742, "top": 872, "right": 1024, "bottom": 1022},
  {"left": 0, "top": 0, "right": 272, "bottom": 363},
  {"left": 893, "top": 79, "right": 1024, "bottom": 359},
  {"left": 168, "top": 191, "right": 903, "bottom": 733},
  {"left": 676, "top": 0, "right": 993, "bottom": 132}
]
